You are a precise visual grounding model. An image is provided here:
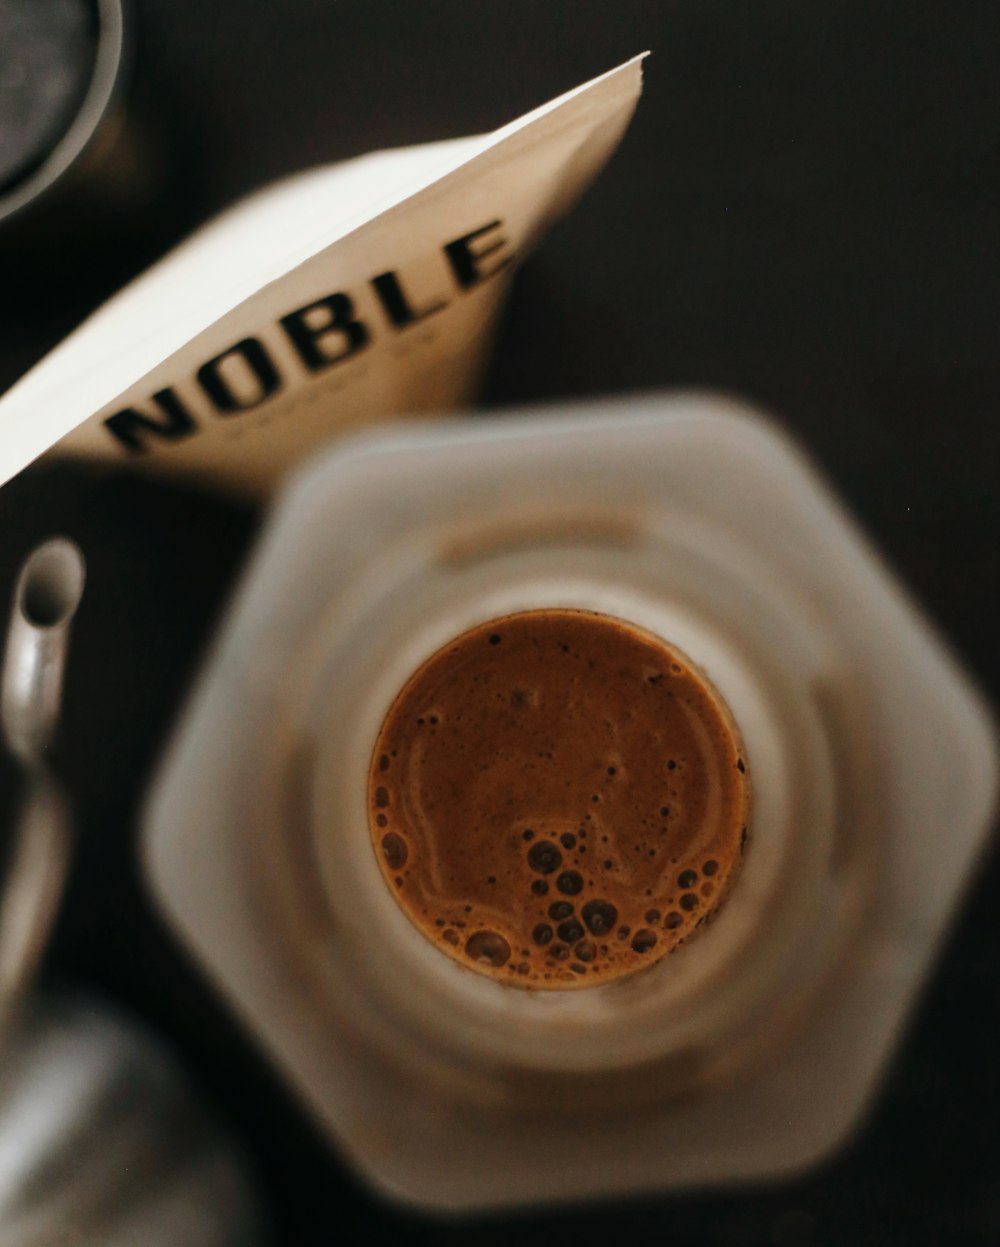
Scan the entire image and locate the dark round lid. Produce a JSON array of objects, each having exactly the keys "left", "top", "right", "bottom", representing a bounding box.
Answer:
[{"left": 0, "top": 0, "right": 98, "bottom": 194}]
